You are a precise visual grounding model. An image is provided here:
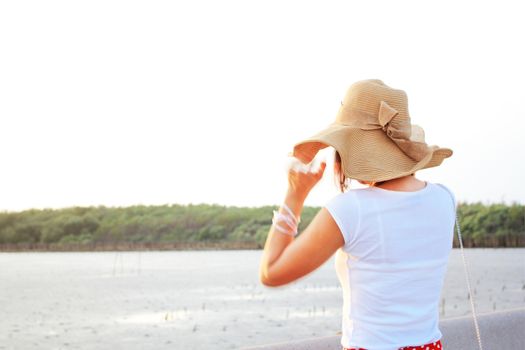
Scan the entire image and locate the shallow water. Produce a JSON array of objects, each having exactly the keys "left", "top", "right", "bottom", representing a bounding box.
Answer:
[{"left": 0, "top": 248, "right": 524, "bottom": 349}]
